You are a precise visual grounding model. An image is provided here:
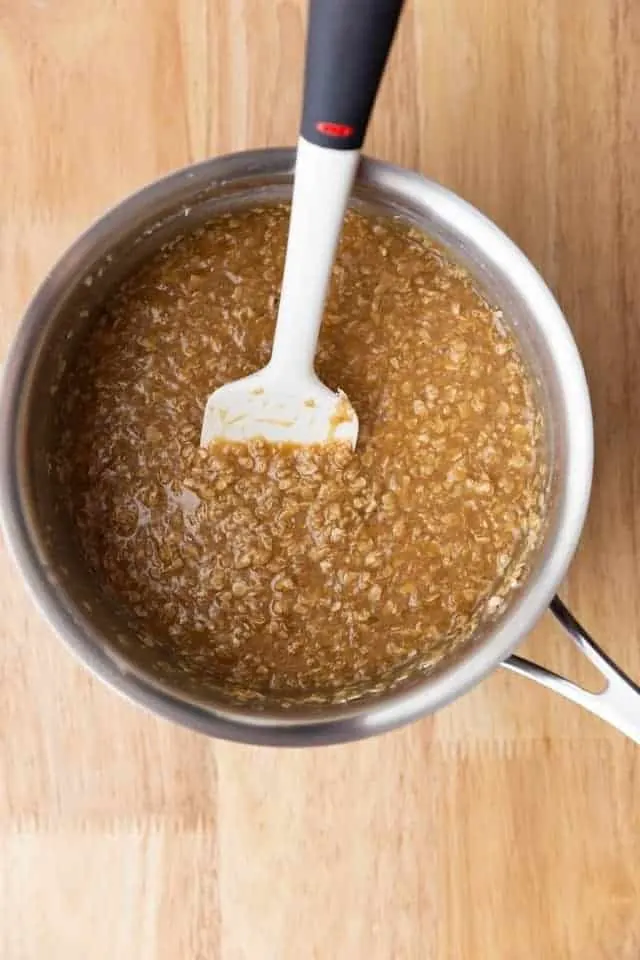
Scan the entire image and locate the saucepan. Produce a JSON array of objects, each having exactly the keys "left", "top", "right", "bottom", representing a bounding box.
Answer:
[{"left": 1, "top": 149, "right": 639, "bottom": 746}]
